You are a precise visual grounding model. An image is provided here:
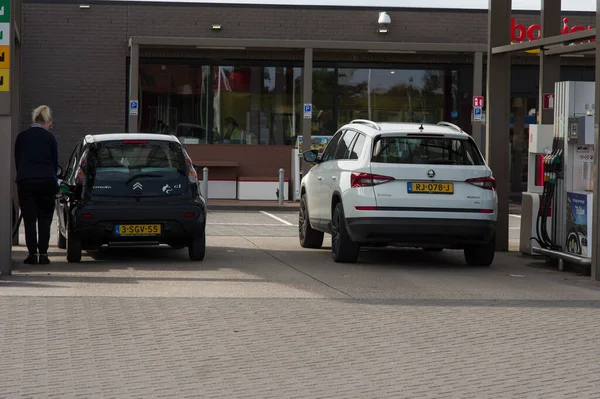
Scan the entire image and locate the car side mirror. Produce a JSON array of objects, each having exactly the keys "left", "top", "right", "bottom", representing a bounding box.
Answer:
[
  {"left": 303, "top": 150, "right": 320, "bottom": 163},
  {"left": 56, "top": 165, "right": 64, "bottom": 178}
]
